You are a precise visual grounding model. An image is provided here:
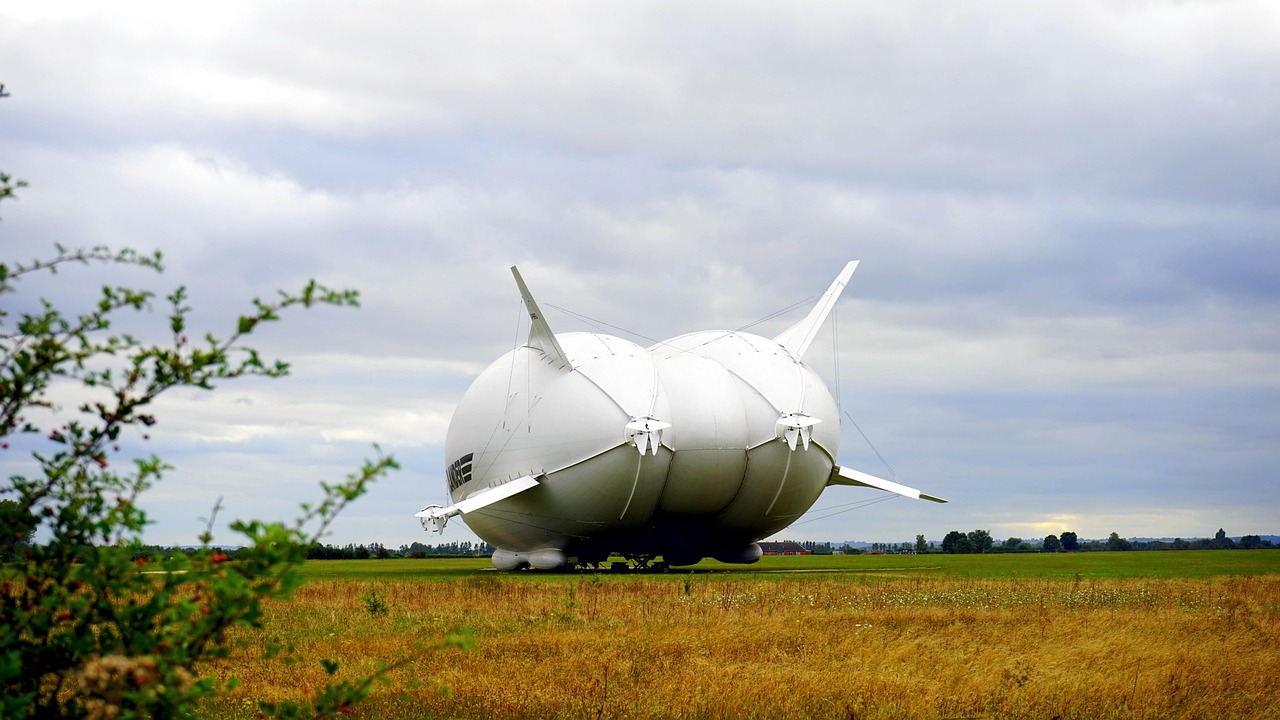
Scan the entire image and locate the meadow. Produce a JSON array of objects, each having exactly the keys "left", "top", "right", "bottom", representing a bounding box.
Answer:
[{"left": 202, "top": 551, "right": 1280, "bottom": 719}]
